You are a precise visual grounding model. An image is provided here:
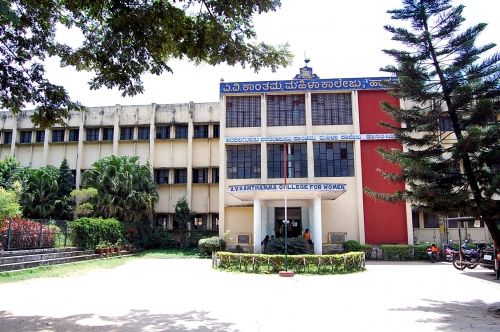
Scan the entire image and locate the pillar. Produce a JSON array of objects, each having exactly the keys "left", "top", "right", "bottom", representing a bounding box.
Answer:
[
  {"left": 313, "top": 196, "right": 323, "bottom": 254},
  {"left": 254, "top": 198, "right": 262, "bottom": 253}
]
